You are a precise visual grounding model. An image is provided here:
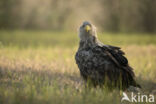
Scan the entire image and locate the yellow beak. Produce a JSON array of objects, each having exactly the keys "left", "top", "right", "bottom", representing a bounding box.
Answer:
[{"left": 85, "top": 25, "right": 91, "bottom": 32}]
